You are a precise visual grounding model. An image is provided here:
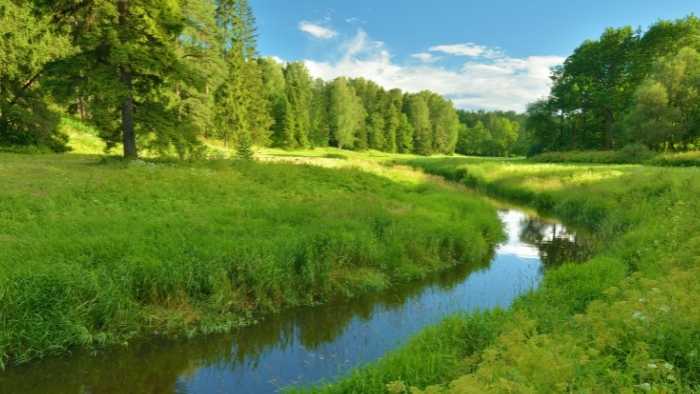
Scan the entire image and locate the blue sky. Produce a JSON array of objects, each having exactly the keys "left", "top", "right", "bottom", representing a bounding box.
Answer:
[{"left": 250, "top": 0, "right": 700, "bottom": 111}]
